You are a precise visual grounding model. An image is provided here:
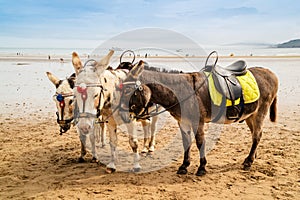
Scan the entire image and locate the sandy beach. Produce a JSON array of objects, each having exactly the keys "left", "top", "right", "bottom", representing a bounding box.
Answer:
[{"left": 0, "top": 55, "right": 299, "bottom": 199}]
